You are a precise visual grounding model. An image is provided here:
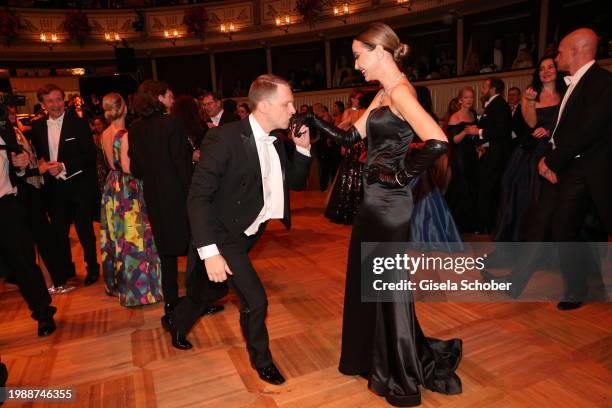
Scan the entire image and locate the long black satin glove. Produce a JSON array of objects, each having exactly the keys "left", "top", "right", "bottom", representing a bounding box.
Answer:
[
  {"left": 292, "top": 112, "right": 361, "bottom": 147},
  {"left": 366, "top": 139, "right": 449, "bottom": 187}
]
